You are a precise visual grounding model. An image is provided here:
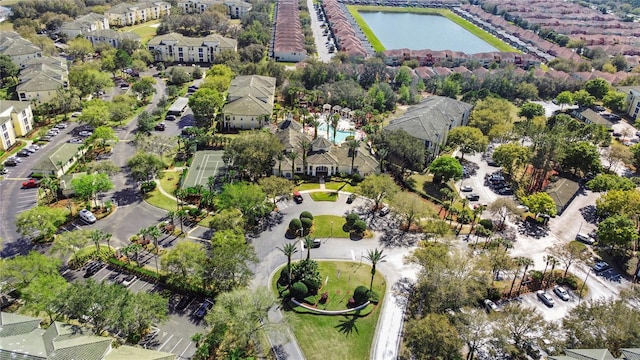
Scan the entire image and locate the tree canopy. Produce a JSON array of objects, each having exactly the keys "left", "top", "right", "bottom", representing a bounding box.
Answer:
[
  {"left": 224, "top": 131, "right": 283, "bottom": 178},
  {"left": 446, "top": 126, "right": 488, "bottom": 159},
  {"left": 428, "top": 156, "right": 463, "bottom": 183}
]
